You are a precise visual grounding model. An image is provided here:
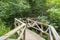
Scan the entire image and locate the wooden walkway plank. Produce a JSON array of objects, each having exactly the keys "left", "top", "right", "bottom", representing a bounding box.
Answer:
[{"left": 25, "top": 29, "right": 45, "bottom": 40}]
